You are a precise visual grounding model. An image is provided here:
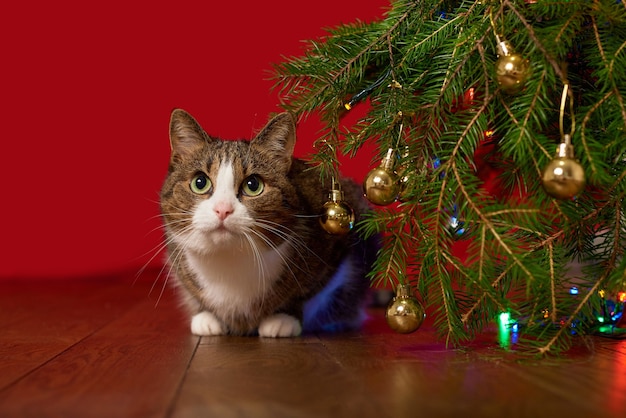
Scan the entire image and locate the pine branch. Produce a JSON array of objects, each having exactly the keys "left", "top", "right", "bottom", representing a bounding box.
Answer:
[
  {"left": 272, "top": 0, "right": 626, "bottom": 353},
  {"left": 537, "top": 265, "right": 608, "bottom": 355},
  {"left": 273, "top": 1, "right": 420, "bottom": 116},
  {"left": 580, "top": 90, "right": 612, "bottom": 178},
  {"left": 446, "top": 92, "right": 541, "bottom": 286},
  {"left": 548, "top": 242, "right": 558, "bottom": 324},
  {"left": 503, "top": 0, "right": 567, "bottom": 82},
  {"left": 461, "top": 261, "right": 514, "bottom": 325}
]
